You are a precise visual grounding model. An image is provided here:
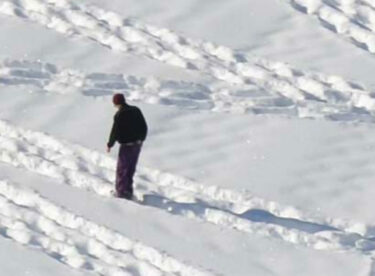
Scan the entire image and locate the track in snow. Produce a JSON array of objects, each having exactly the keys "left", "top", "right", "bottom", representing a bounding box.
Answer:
[
  {"left": 1, "top": 120, "right": 375, "bottom": 257},
  {"left": 0, "top": 180, "right": 214, "bottom": 276},
  {"left": 0, "top": 0, "right": 373, "bottom": 274},
  {"left": 1, "top": 59, "right": 375, "bottom": 122},
  {"left": 1, "top": 0, "right": 375, "bottom": 121},
  {"left": 284, "top": 0, "right": 375, "bottom": 54}
]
